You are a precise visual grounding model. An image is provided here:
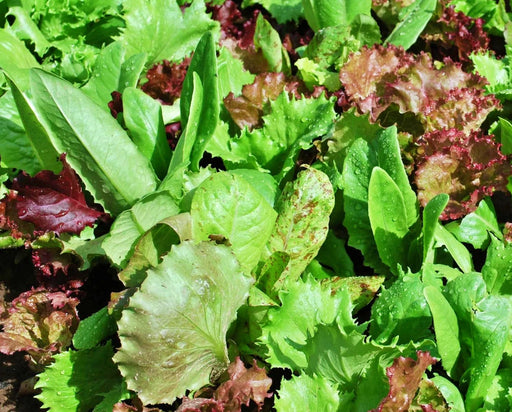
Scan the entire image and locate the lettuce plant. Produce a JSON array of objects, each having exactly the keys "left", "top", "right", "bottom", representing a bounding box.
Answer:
[{"left": 0, "top": 1, "right": 512, "bottom": 411}]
